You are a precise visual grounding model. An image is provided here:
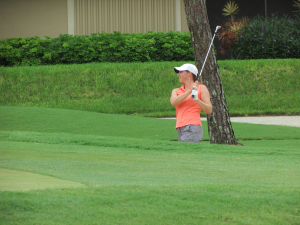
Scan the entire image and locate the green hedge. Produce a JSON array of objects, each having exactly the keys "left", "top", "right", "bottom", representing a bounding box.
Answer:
[
  {"left": 0, "top": 59, "right": 299, "bottom": 117},
  {"left": 0, "top": 31, "right": 194, "bottom": 67}
]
